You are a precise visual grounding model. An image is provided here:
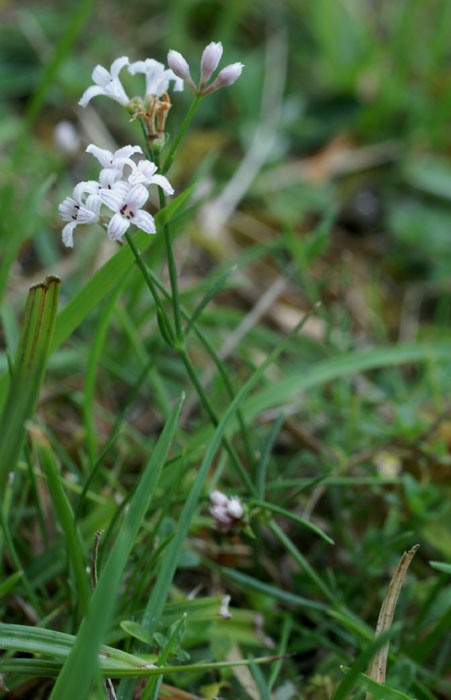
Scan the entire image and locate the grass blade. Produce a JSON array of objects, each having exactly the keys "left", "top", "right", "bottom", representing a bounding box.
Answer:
[
  {"left": 47, "top": 394, "right": 184, "bottom": 700},
  {"left": 0, "top": 275, "right": 60, "bottom": 496}
]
